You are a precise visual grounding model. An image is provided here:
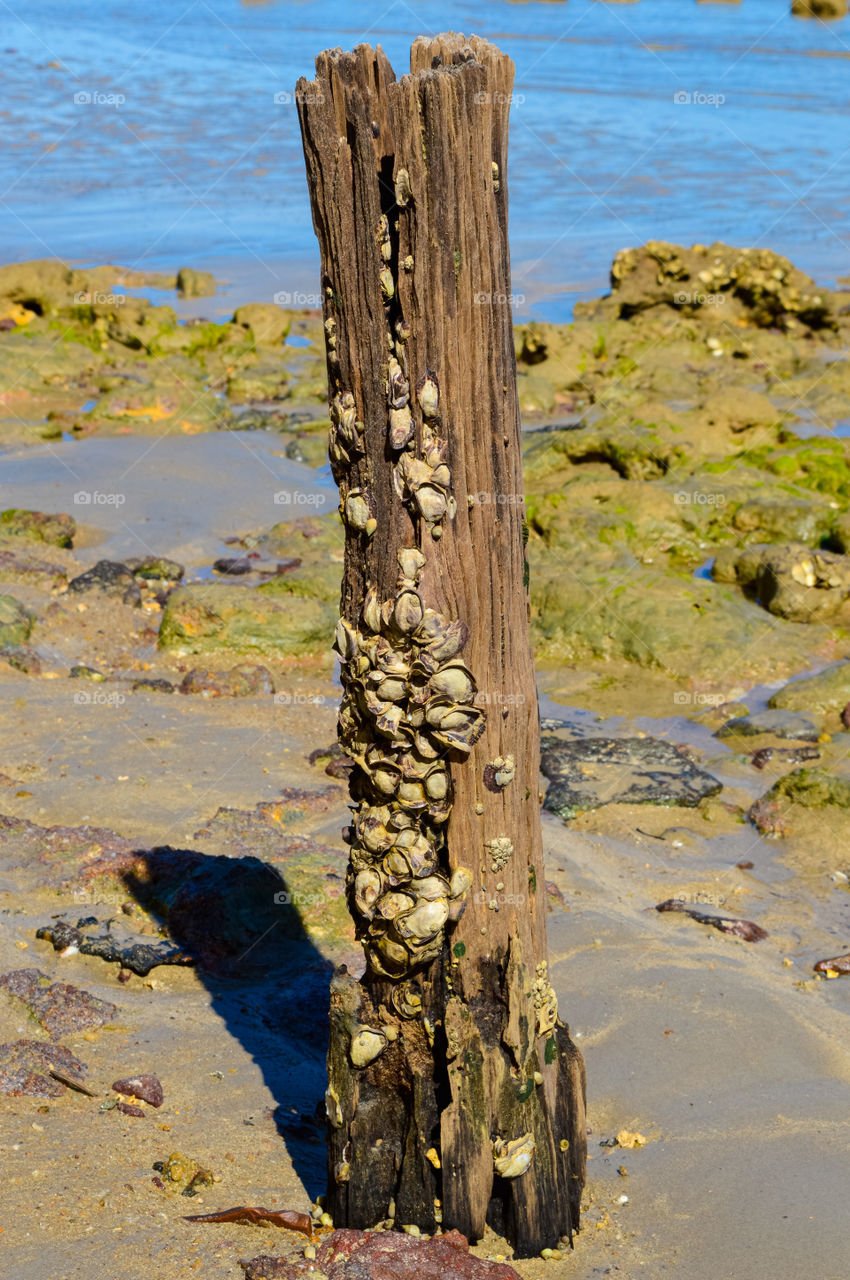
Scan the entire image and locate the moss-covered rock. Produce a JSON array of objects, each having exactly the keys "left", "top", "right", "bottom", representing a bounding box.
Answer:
[
  {"left": 233, "top": 303, "right": 291, "bottom": 347},
  {"left": 759, "top": 767, "right": 850, "bottom": 810},
  {"left": 176, "top": 267, "right": 215, "bottom": 298},
  {"left": 0, "top": 509, "right": 75, "bottom": 547},
  {"left": 769, "top": 662, "right": 850, "bottom": 715},
  {"left": 0, "top": 594, "right": 35, "bottom": 646},
  {"left": 158, "top": 583, "right": 335, "bottom": 657}
]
